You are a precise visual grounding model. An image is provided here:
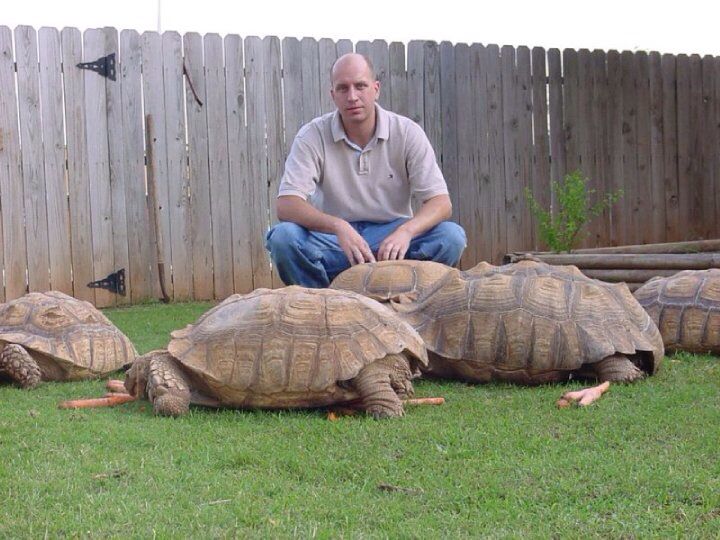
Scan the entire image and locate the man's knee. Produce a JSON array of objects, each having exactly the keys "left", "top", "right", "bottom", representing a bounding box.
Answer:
[
  {"left": 411, "top": 221, "right": 466, "bottom": 266},
  {"left": 434, "top": 221, "right": 466, "bottom": 265},
  {"left": 265, "top": 222, "right": 307, "bottom": 260}
]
